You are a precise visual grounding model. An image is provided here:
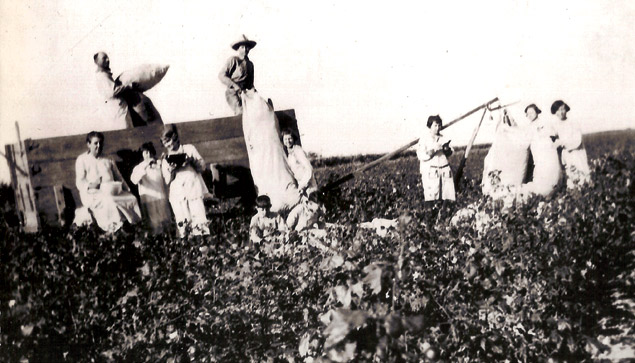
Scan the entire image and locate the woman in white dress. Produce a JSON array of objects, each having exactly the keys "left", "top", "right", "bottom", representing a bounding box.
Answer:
[
  {"left": 281, "top": 129, "right": 318, "bottom": 195},
  {"left": 417, "top": 115, "right": 455, "bottom": 204},
  {"left": 522, "top": 104, "right": 562, "bottom": 196},
  {"left": 74, "top": 131, "right": 141, "bottom": 232},
  {"left": 551, "top": 100, "right": 591, "bottom": 188},
  {"left": 241, "top": 90, "right": 300, "bottom": 212},
  {"left": 130, "top": 142, "right": 171, "bottom": 233},
  {"left": 161, "top": 125, "right": 210, "bottom": 237}
]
